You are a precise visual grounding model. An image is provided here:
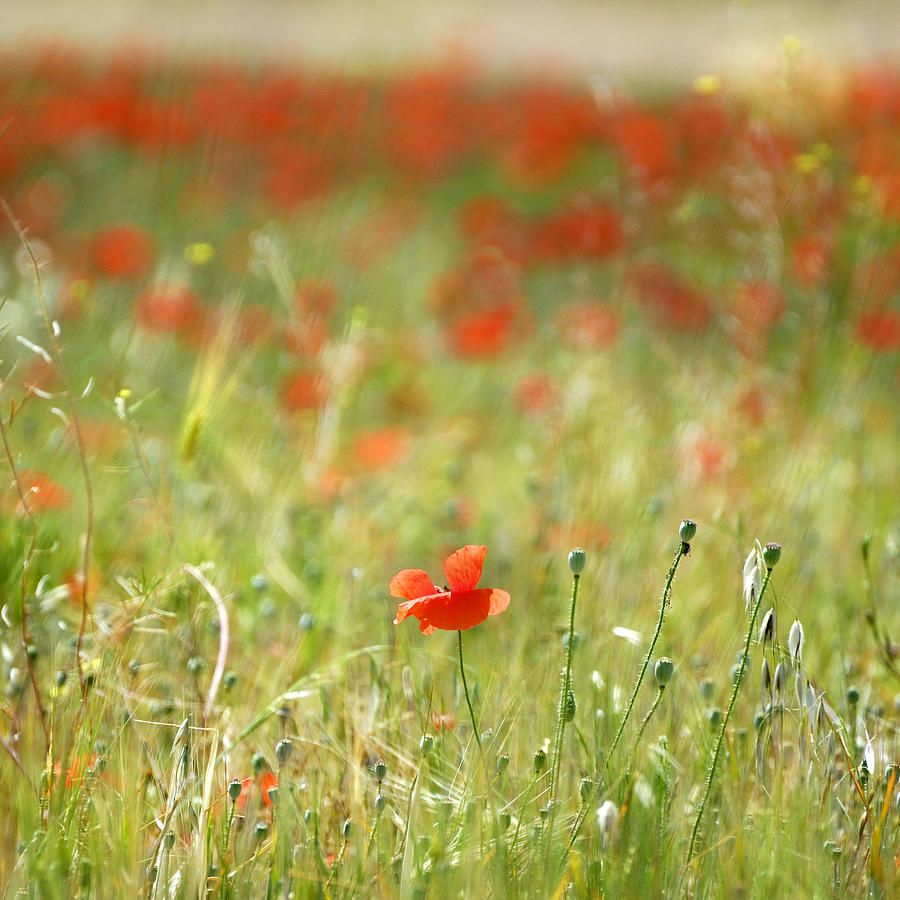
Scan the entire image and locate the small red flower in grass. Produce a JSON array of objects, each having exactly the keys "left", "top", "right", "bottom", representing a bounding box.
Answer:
[
  {"left": 236, "top": 771, "right": 278, "bottom": 811},
  {"left": 391, "top": 545, "right": 510, "bottom": 635}
]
